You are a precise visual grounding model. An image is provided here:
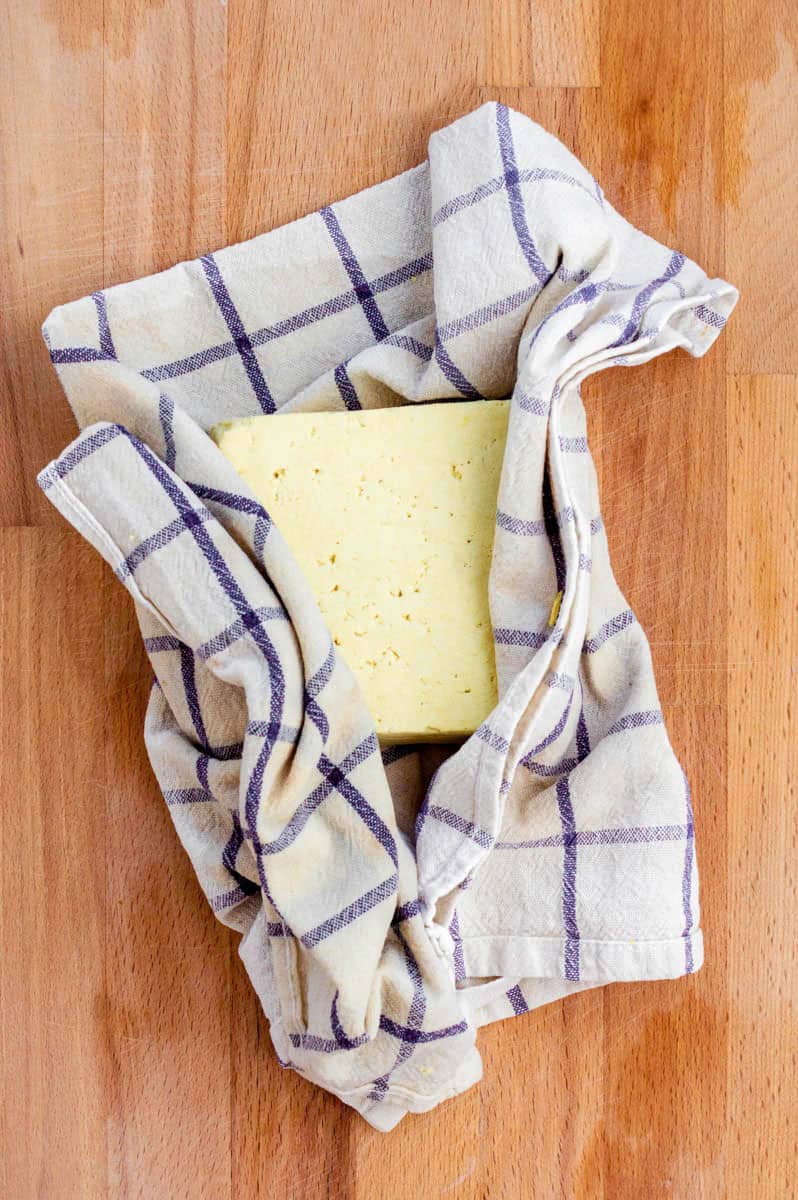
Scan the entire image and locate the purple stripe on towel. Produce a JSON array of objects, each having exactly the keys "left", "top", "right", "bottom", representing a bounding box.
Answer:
[
  {"left": 427, "top": 805, "right": 493, "bottom": 850},
  {"left": 201, "top": 253, "right": 276, "bottom": 413},
  {"left": 320, "top": 206, "right": 390, "bottom": 342},
  {"left": 681, "top": 770, "right": 696, "bottom": 973},
  {"left": 556, "top": 775, "right": 580, "bottom": 981},
  {"left": 506, "top": 984, "right": 529, "bottom": 1015},
  {"left": 496, "top": 104, "right": 552, "bottom": 286}
]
